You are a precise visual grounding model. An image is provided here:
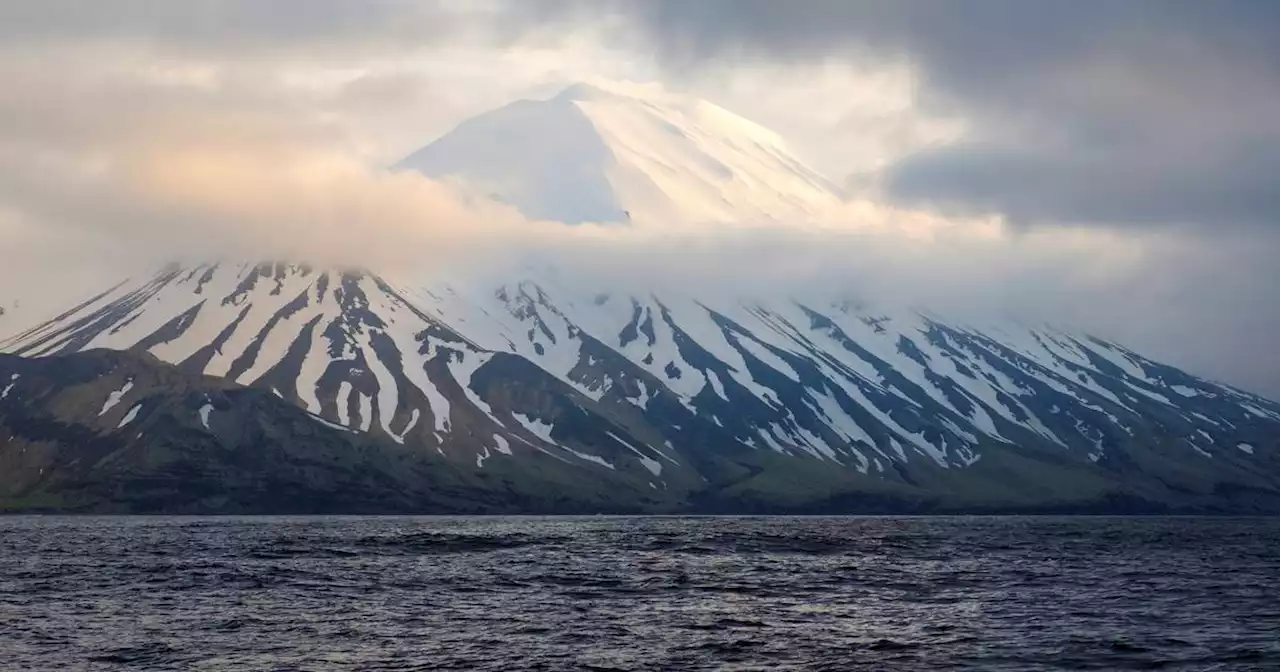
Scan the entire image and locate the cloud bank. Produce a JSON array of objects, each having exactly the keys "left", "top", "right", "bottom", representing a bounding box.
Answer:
[
  {"left": 0, "top": 2, "right": 1276, "bottom": 398},
  {"left": 515, "top": 1, "right": 1280, "bottom": 230}
]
